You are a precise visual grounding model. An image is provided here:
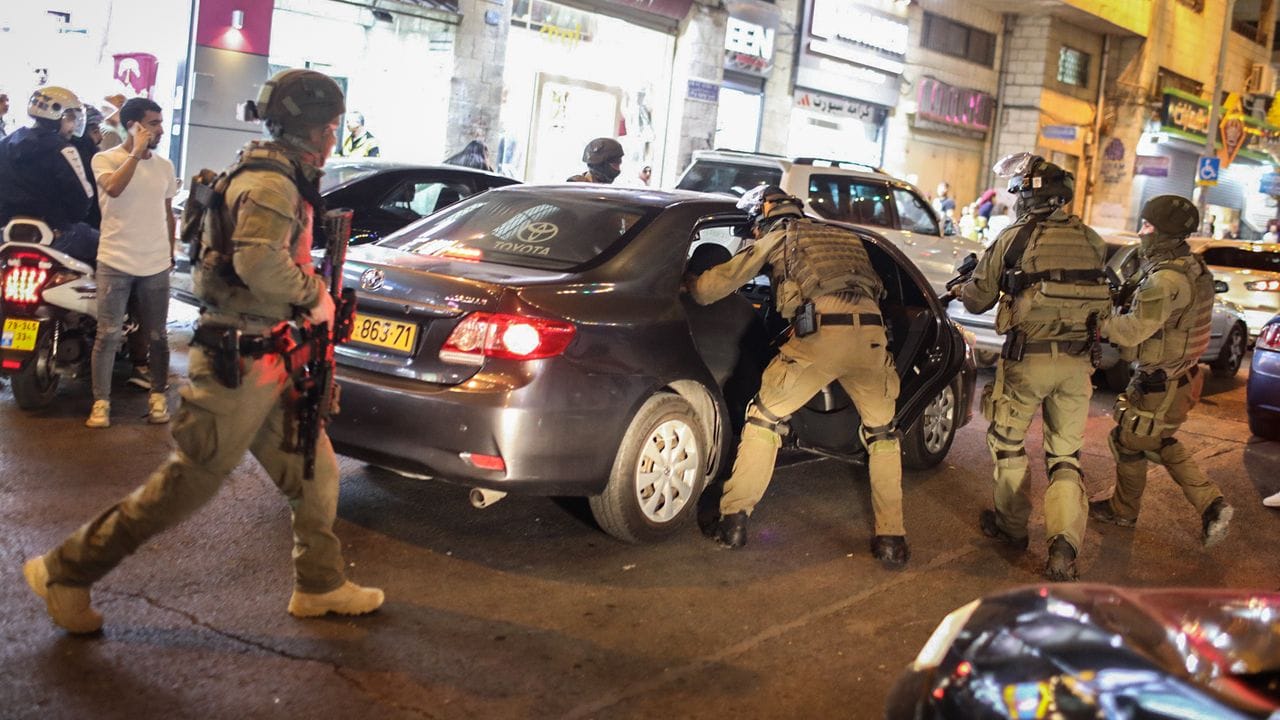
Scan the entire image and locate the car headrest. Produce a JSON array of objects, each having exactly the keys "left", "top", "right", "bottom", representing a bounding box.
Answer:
[{"left": 687, "top": 243, "right": 732, "bottom": 275}]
